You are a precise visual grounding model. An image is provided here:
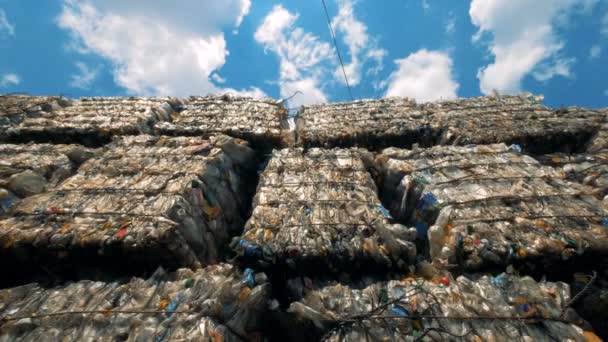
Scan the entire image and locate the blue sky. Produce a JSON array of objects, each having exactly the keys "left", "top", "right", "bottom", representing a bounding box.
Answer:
[{"left": 0, "top": 0, "right": 607, "bottom": 108}]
